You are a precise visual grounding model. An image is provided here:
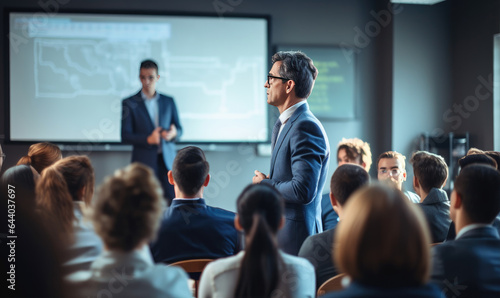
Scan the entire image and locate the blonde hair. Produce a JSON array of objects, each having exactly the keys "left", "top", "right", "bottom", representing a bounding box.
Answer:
[
  {"left": 93, "top": 163, "right": 163, "bottom": 252},
  {"left": 17, "top": 142, "right": 62, "bottom": 174},
  {"left": 36, "top": 156, "right": 94, "bottom": 237},
  {"left": 334, "top": 184, "right": 431, "bottom": 286},
  {"left": 337, "top": 138, "right": 372, "bottom": 172}
]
